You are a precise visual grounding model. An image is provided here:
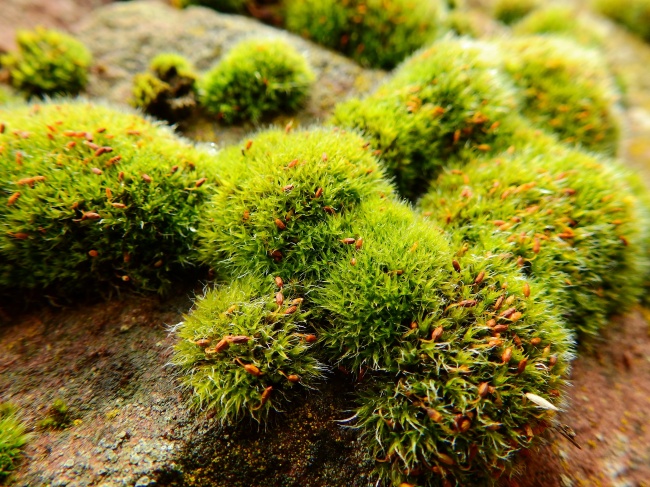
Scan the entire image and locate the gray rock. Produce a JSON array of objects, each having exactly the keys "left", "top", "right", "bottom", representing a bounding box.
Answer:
[{"left": 75, "top": 0, "right": 383, "bottom": 146}]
